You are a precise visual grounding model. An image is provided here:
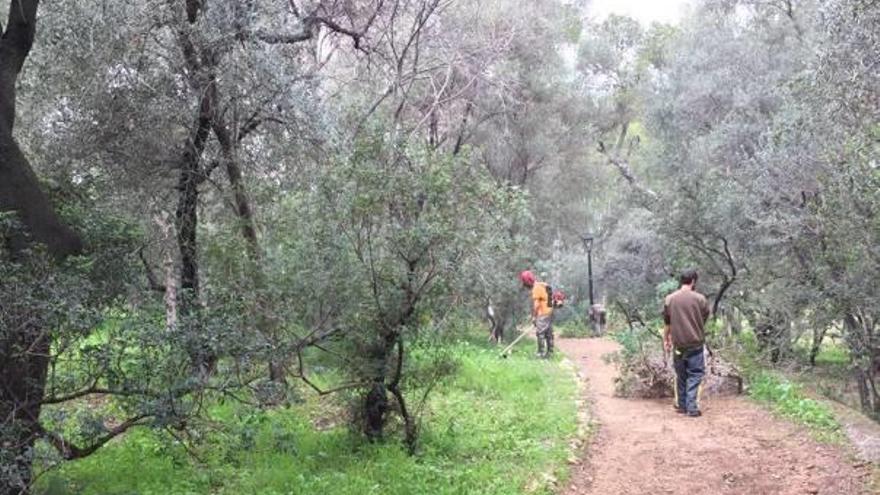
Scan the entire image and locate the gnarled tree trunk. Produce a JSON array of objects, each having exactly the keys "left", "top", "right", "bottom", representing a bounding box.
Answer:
[
  {"left": 175, "top": 87, "right": 214, "bottom": 375},
  {"left": 845, "top": 312, "right": 880, "bottom": 419},
  {"left": 0, "top": 2, "right": 84, "bottom": 493}
]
